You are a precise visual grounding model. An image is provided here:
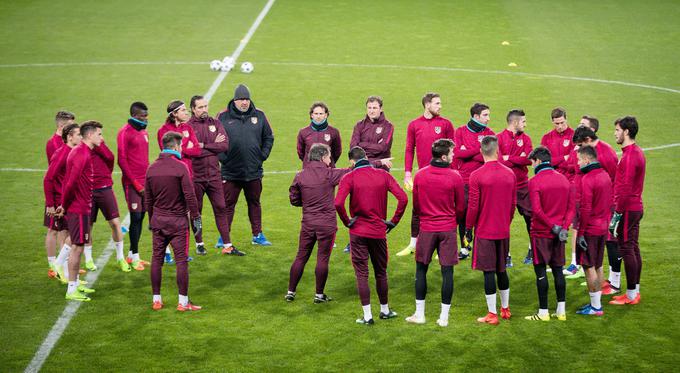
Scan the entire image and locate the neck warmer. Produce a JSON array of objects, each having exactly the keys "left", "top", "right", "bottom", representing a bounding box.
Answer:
[
  {"left": 430, "top": 159, "right": 451, "bottom": 168},
  {"left": 128, "top": 117, "right": 148, "bottom": 130},
  {"left": 534, "top": 161, "right": 553, "bottom": 175},
  {"left": 580, "top": 161, "right": 602, "bottom": 174},
  {"left": 310, "top": 118, "right": 329, "bottom": 131},
  {"left": 162, "top": 149, "right": 182, "bottom": 159},
  {"left": 353, "top": 158, "right": 371, "bottom": 169},
  {"left": 467, "top": 118, "right": 487, "bottom": 133}
]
